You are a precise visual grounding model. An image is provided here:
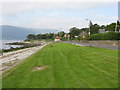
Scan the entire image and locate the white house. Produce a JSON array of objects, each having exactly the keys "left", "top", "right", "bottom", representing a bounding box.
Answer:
[
  {"left": 99, "top": 29, "right": 106, "bottom": 33},
  {"left": 54, "top": 36, "right": 60, "bottom": 42}
]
